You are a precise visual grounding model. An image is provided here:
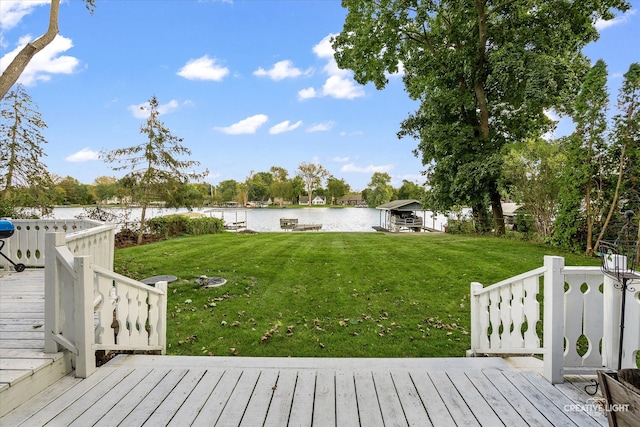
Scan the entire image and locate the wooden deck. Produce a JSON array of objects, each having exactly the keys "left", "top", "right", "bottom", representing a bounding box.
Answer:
[
  {"left": 0, "top": 269, "right": 71, "bottom": 416},
  {"left": 0, "top": 269, "right": 610, "bottom": 426}
]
